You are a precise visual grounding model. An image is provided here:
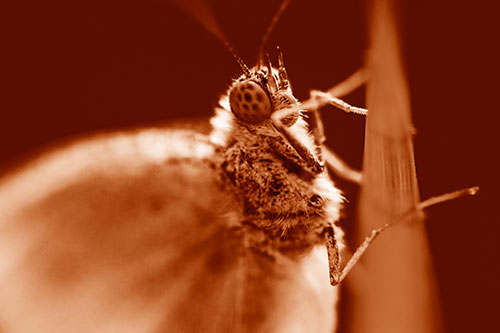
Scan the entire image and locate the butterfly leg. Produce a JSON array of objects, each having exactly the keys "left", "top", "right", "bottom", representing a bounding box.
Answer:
[
  {"left": 323, "top": 226, "right": 341, "bottom": 286},
  {"left": 329, "top": 187, "right": 479, "bottom": 286},
  {"left": 310, "top": 91, "right": 368, "bottom": 116},
  {"left": 310, "top": 68, "right": 369, "bottom": 115},
  {"left": 323, "top": 145, "right": 363, "bottom": 184},
  {"left": 302, "top": 69, "right": 368, "bottom": 183},
  {"left": 271, "top": 69, "right": 367, "bottom": 181},
  {"left": 306, "top": 109, "right": 363, "bottom": 184},
  {"left": 299, "top": 68, "right": 369, "bottom": 114},
  {"left": 325, "top": 67, "right": 369, "bottom": 99}
]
